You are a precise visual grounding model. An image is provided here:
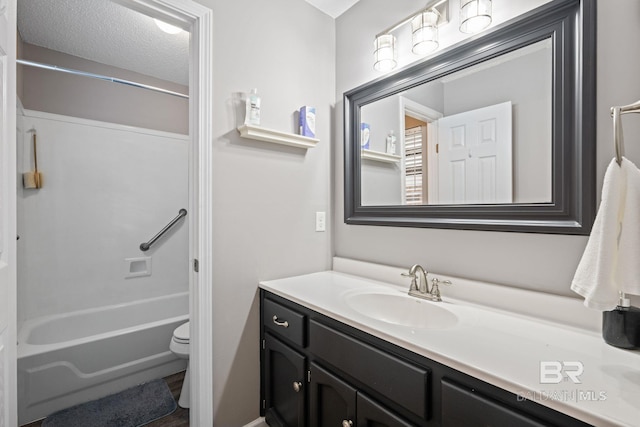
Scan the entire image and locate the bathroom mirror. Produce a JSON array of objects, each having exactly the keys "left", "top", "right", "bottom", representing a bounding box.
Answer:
[{"left": 344, "top": 0, "right": 596, "bottom": 234}]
